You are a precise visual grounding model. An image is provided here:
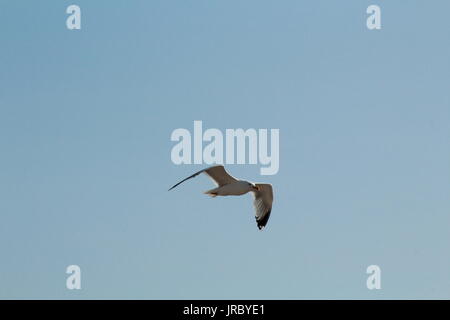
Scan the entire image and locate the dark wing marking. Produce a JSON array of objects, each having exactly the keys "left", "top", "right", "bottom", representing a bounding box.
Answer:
[{"left": 252, "top": 184, "right": 274, "bottom": 230}]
